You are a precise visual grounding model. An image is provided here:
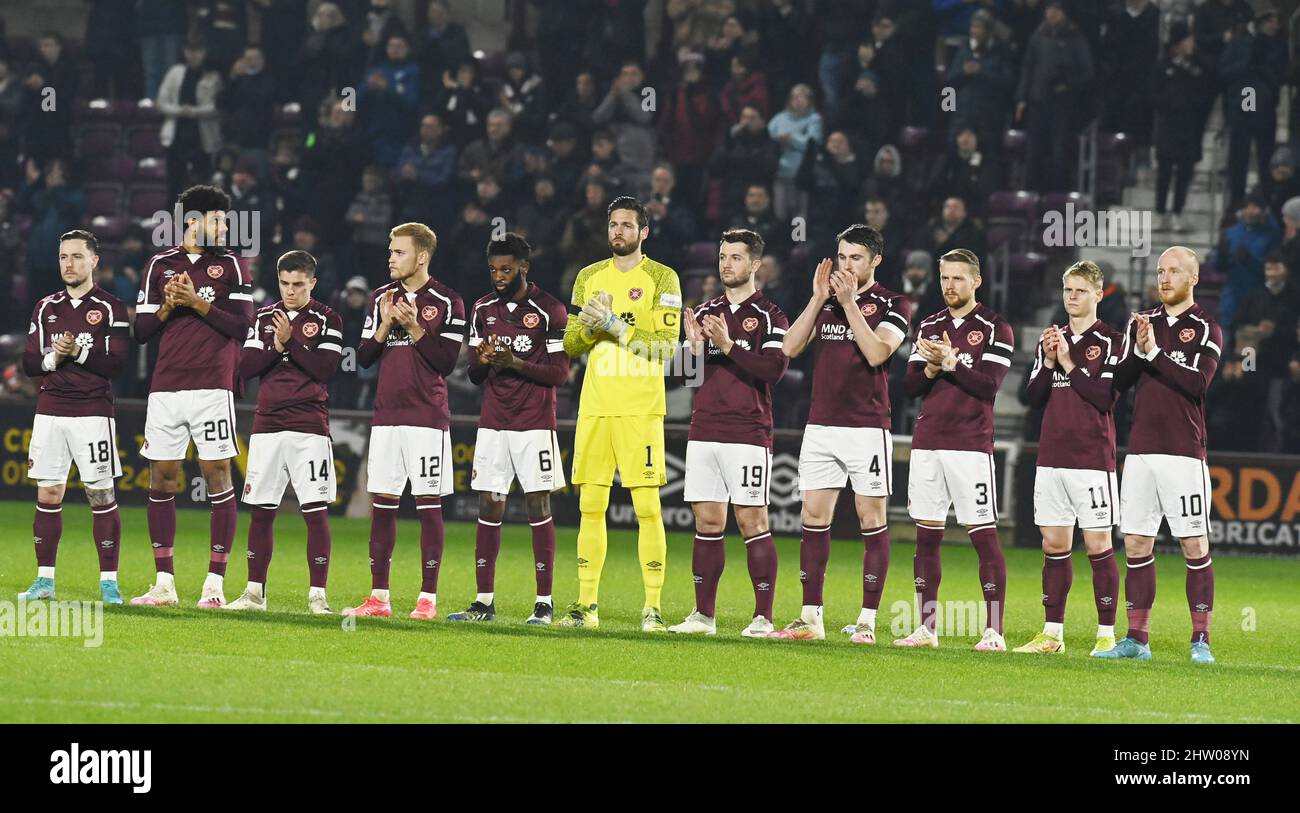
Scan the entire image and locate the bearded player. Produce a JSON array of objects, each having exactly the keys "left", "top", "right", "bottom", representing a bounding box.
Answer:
[
  {"left": 1016, "top": 261, "right": 1123, "bottom": 656},
  {"left": 225, "top": 250, "right": 342, "bottom": 614},
  {"left": 560, "top": 196, "right": 682, "bottom": 631},
  {"left": 899, "top": 248, "right": 1014, "bottom": 651},
  {"left": 132, "top": 185, "right": 254, "bottom": 608},
  {"left": 668, "top": 228, "right": 789, "bottom": 637},
  {"left": 344, "top": 222, "right": 466, "bottom": 619},
  {"left": 453, "top": 233, "right": 568, "bottom": 625},
  {"left": 20, "top": 230, "right": 129, "bottom": 604},
  {"left": 1099, "top": 246, "right": 1222, "bottom": 664},
  {"left": 772, "top": 224, "right": 911, "bottom": 642}
]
